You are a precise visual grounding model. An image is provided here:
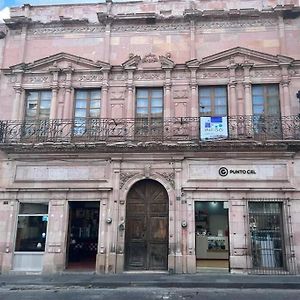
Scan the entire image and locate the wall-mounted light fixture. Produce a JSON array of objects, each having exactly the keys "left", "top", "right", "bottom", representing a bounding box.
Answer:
[{"left": 106, "top": 217, "right": 112, "bottom": 224}]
